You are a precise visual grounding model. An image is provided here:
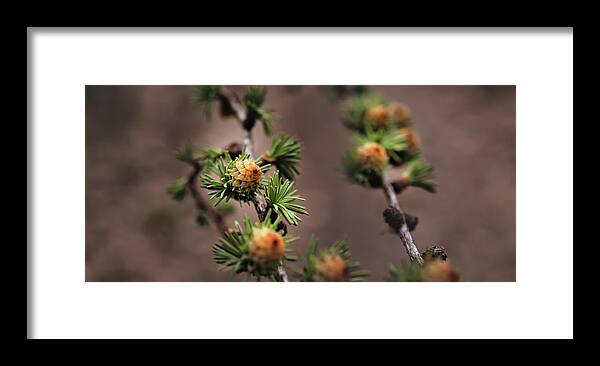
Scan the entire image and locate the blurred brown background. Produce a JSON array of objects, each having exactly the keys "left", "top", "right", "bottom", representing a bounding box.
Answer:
[{"left": 85, "top": 85, "right": 515, "bottom": 282}]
